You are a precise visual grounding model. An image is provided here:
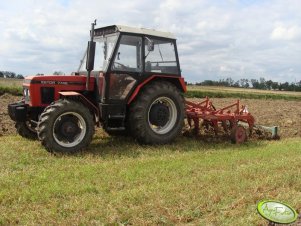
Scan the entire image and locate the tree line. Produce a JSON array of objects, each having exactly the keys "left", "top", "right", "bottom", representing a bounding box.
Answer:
[
  {"left": 190, "top": 77, "right": 301, "bottom": 92},
  {"left": 0, "top": 71, "right": 24, "bottom": 79},
  {"left": 0, "top": 71, "right": 65, "bottom": 79}
]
